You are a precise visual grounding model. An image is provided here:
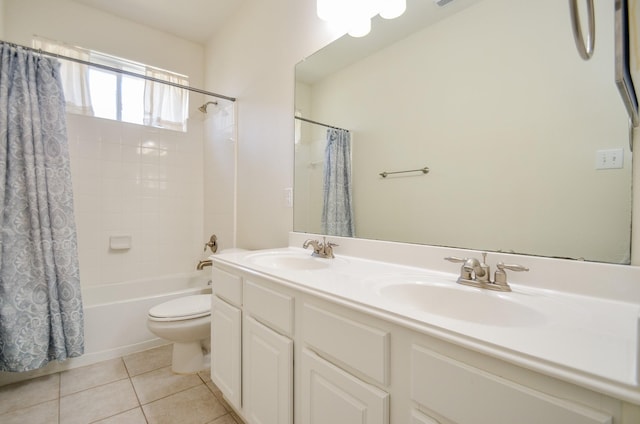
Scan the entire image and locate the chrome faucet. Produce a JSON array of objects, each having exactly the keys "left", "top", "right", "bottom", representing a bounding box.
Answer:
[
  {"left": 444, "top": 252, "right": 528, "bottom": 292},
  {"left": 303, "top": 237, "right": 338, "bottom": 259}
]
